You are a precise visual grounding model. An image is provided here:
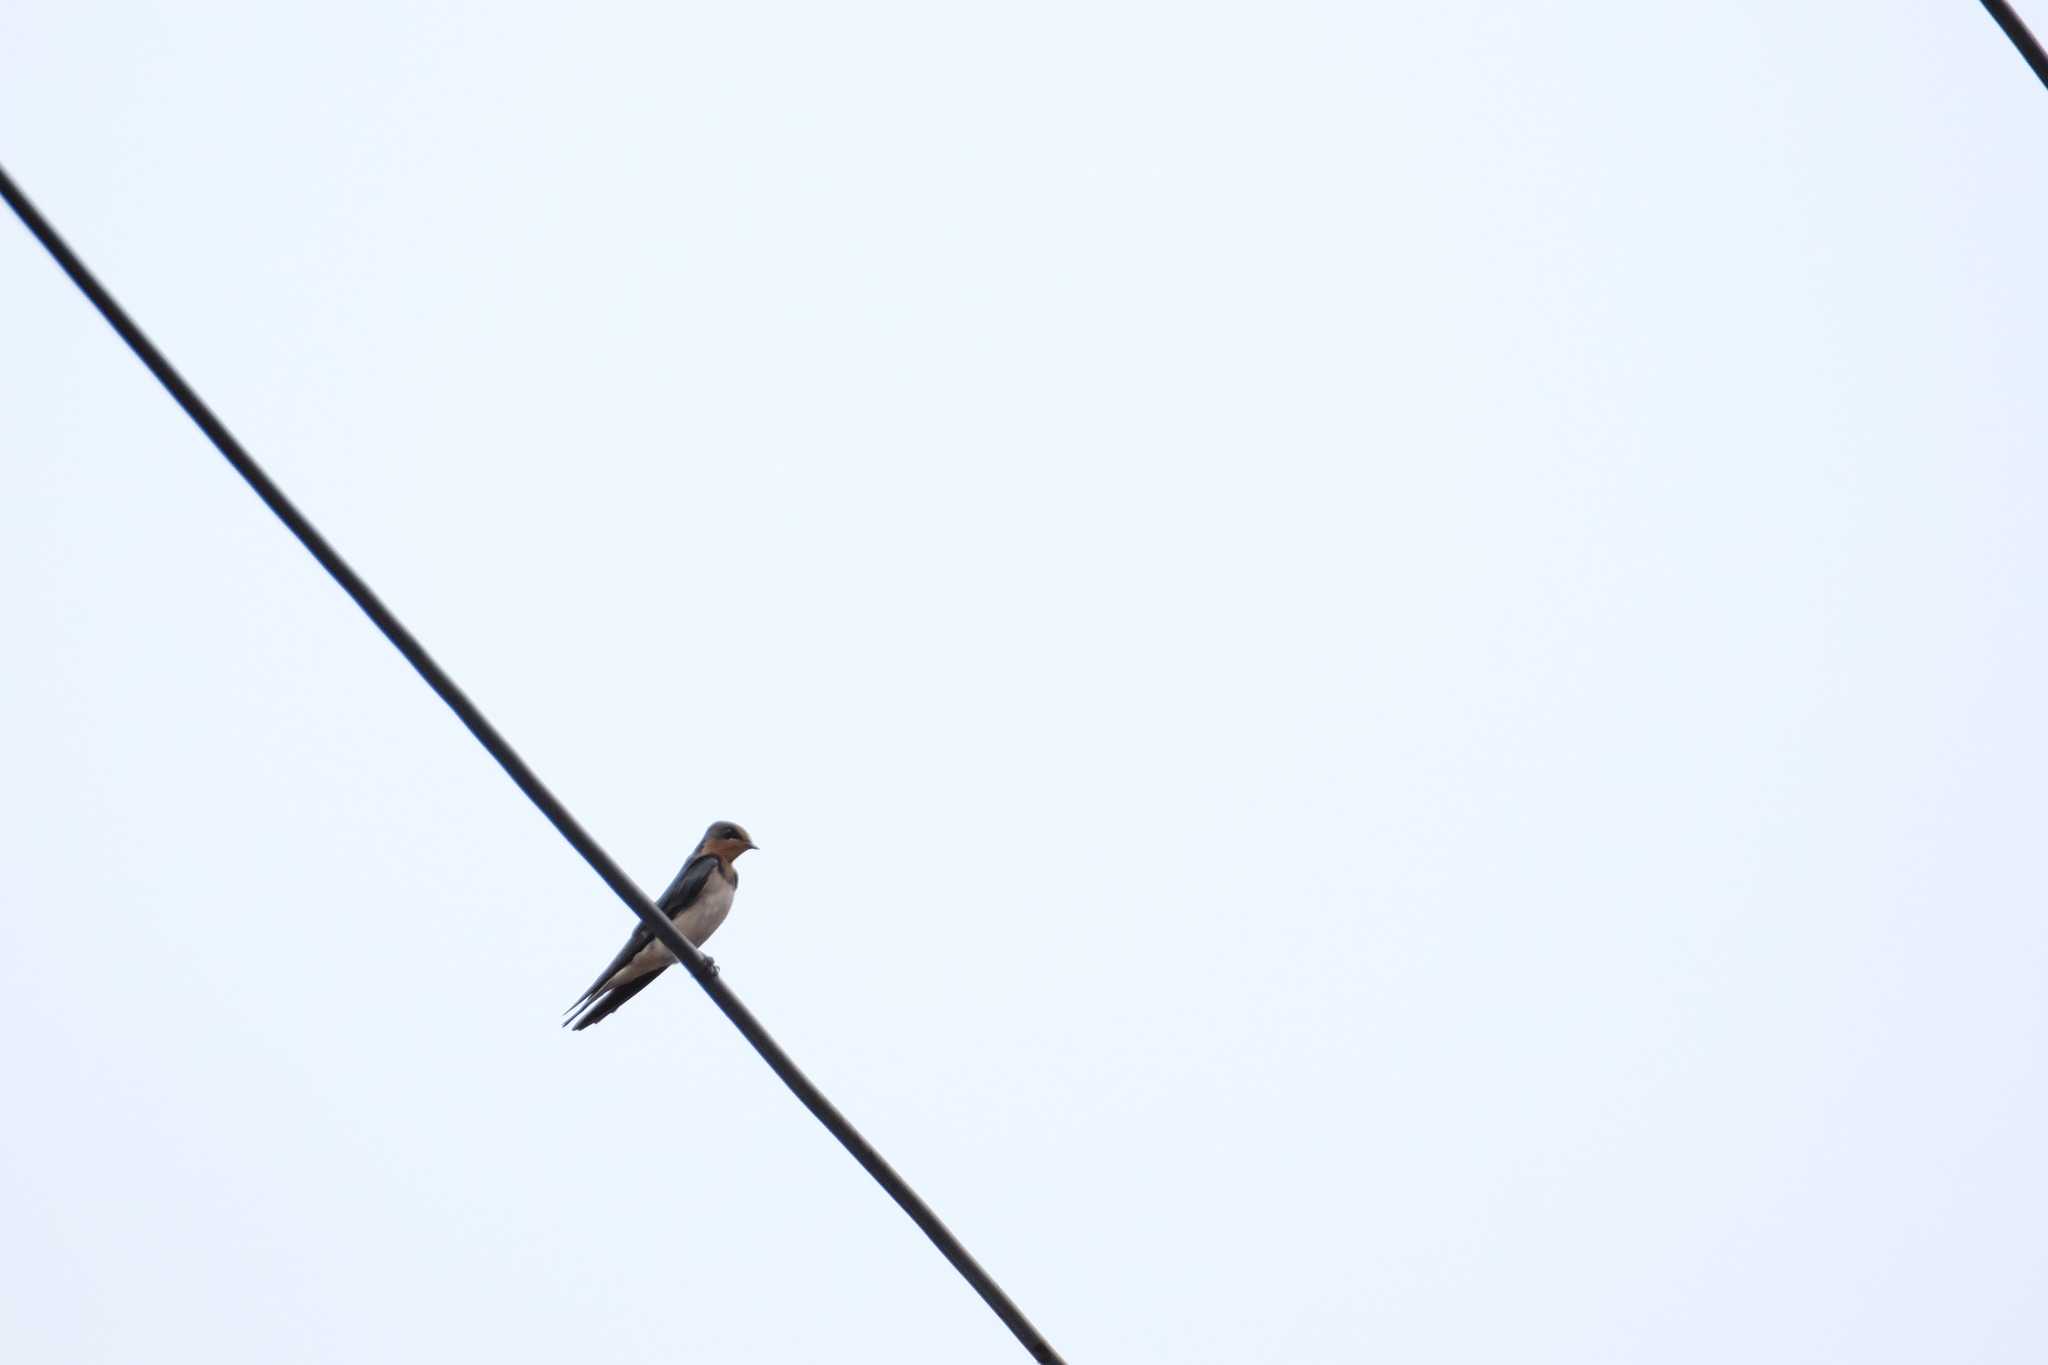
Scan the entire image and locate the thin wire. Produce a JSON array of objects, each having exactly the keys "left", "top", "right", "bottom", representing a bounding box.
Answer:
[
  {"left": 1982, "top": 0, "right": 2048, "bottom": 88},
  {"left": 0, "top": 161, "right": 1065, "bottom": 1365}
]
